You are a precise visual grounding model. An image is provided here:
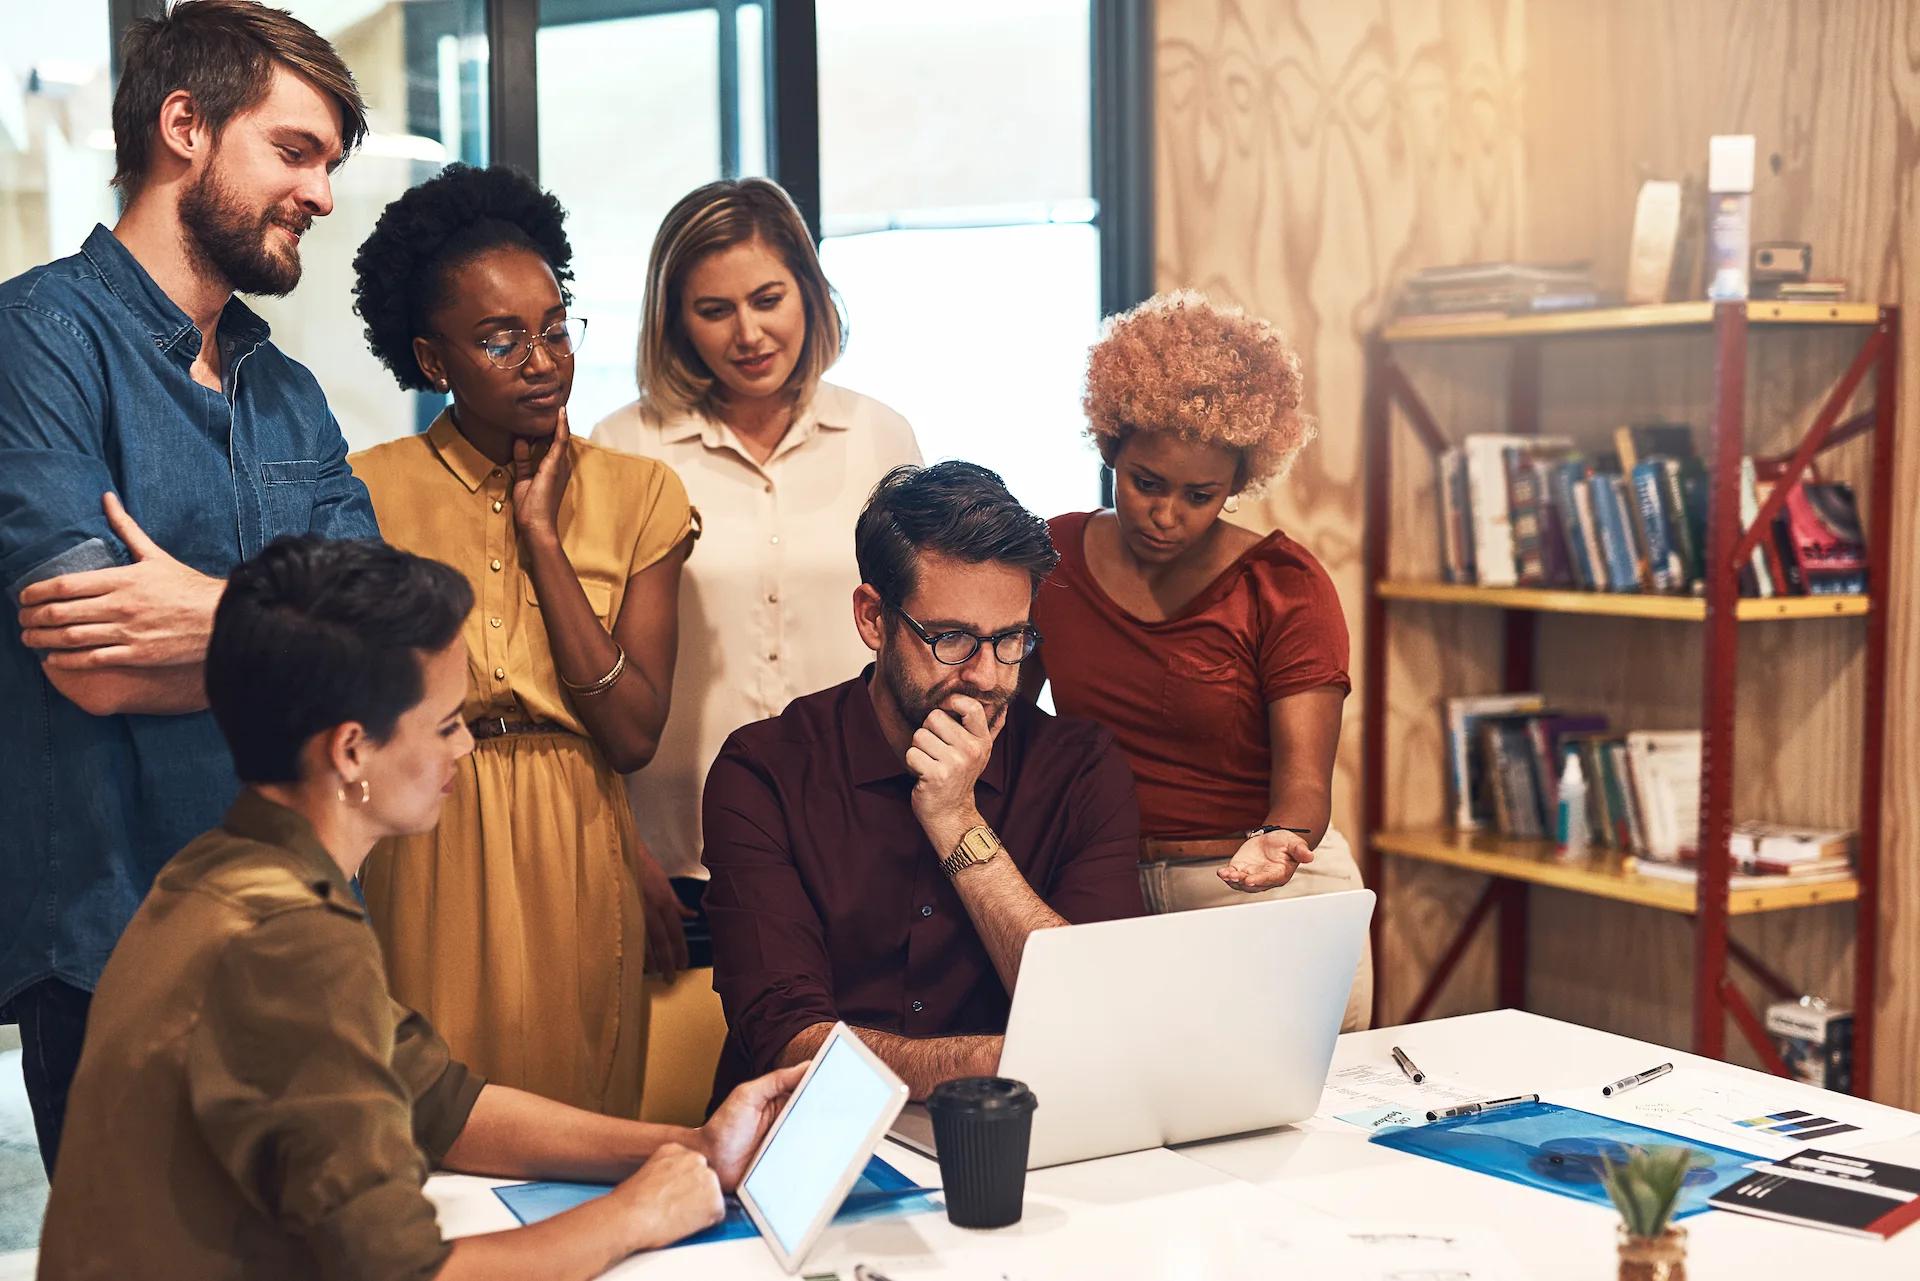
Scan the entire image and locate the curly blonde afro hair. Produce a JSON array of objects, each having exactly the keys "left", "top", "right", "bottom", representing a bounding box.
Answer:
[{"left": 1083, "top": 290, "right": 1315, "bottom": 492}]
